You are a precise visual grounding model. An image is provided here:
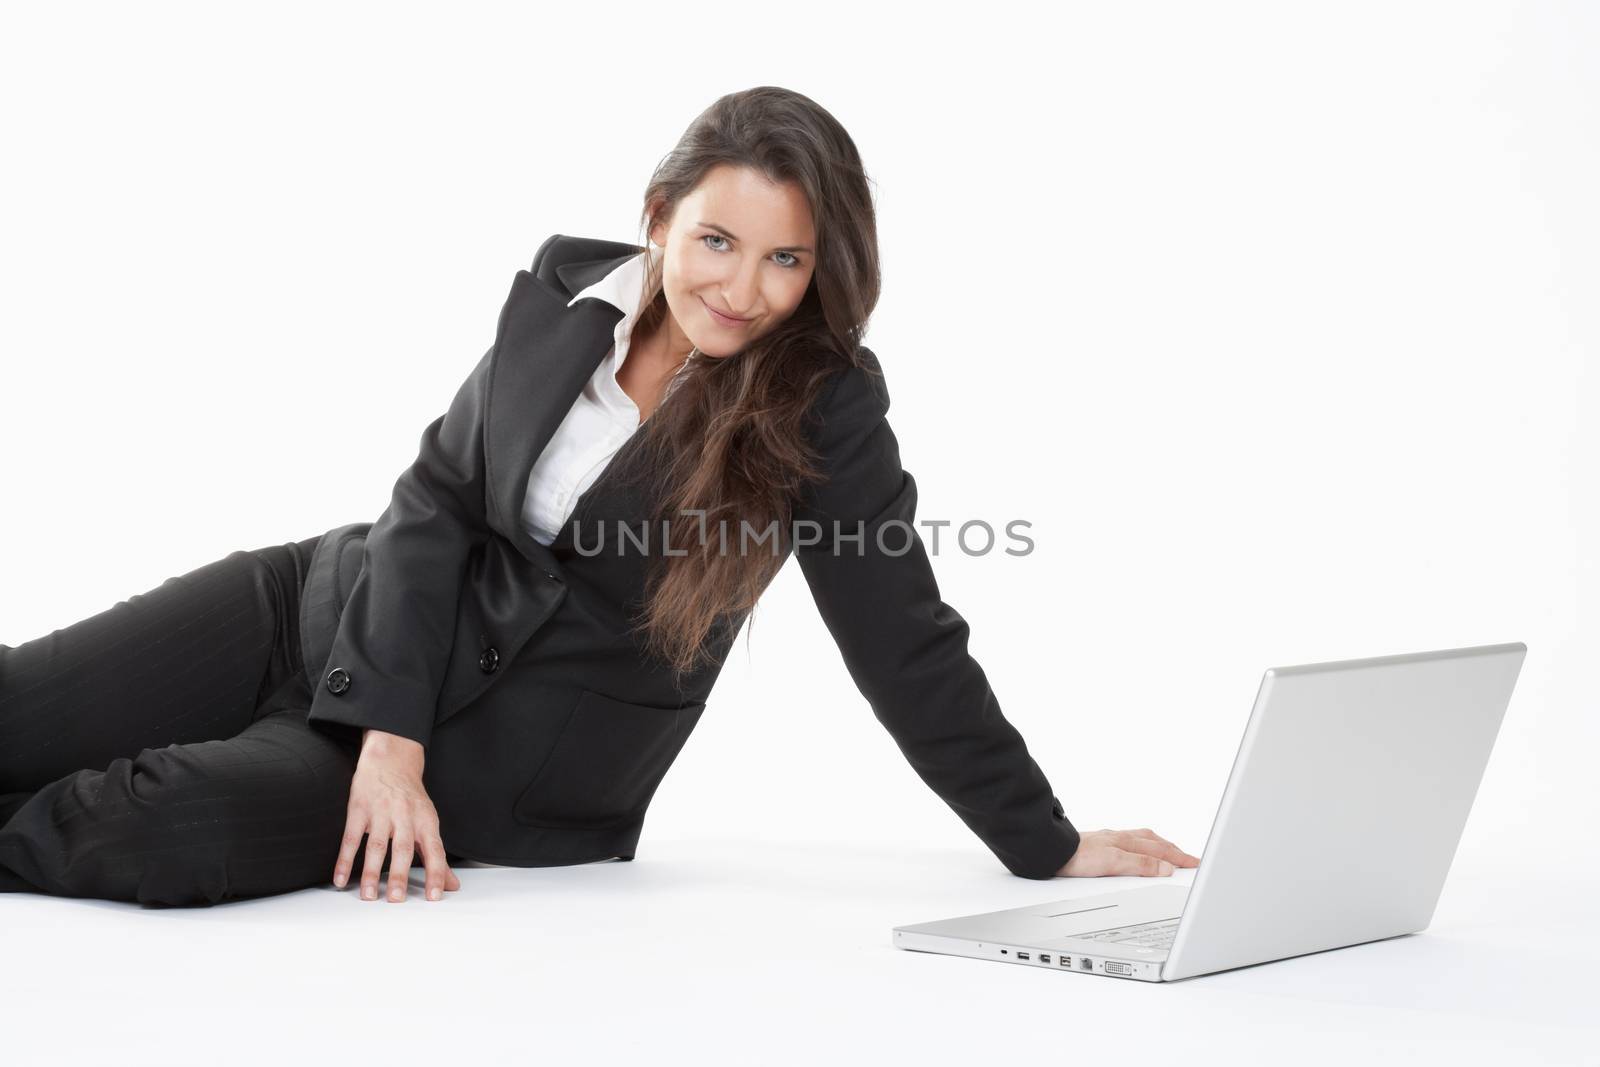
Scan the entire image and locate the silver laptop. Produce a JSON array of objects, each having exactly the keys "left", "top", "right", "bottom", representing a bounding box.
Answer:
[{"left": 893, "top": 642, "right": 1526, "bottom": 982}]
